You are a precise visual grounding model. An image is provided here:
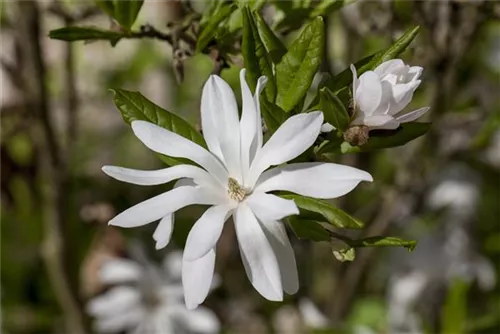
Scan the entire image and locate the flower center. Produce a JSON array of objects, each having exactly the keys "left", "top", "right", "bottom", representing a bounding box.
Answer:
[{"left": 228, "top": 177, "right": 247, "bottom": 202}]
